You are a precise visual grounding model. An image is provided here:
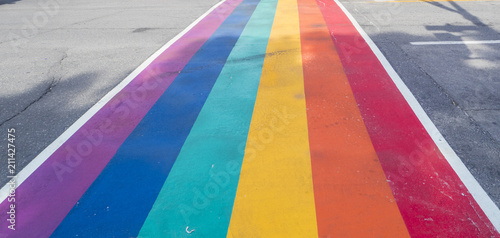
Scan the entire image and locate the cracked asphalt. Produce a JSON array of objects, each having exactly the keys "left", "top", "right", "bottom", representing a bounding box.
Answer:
[
  {"left": 0, "top": 0, "right": 499, "bottom": 211},
  {"left": 0, "top": 0, "right": 219, "bottom": 186}
]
